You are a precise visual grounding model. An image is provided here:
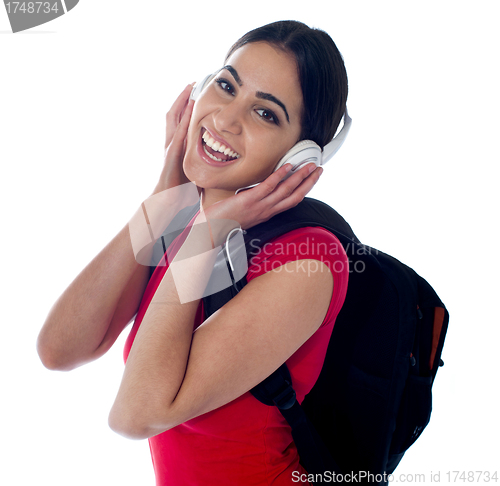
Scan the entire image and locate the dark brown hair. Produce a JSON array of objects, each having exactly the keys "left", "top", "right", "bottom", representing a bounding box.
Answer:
[{"left": 226, "top": 20, "right": 348, "bottom": 148}]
